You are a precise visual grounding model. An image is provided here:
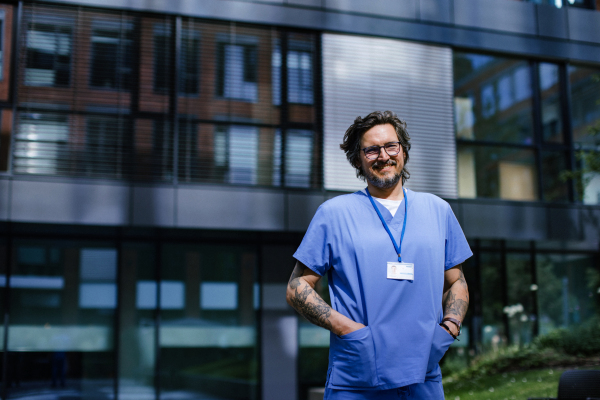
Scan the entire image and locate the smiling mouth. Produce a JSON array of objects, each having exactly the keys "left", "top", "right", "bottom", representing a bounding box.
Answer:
[{"left": 373, "top": 161, "right": 396, "bottom": 171}]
